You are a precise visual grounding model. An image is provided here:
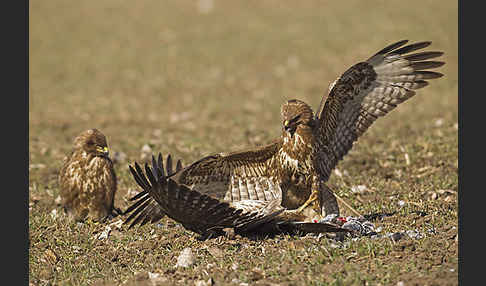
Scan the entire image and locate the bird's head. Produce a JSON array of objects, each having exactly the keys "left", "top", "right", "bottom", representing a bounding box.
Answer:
[
  {"left": 74, "top": 129, "right": 110, "bottom": 157},
  {"left": 280, "top": 99, "right": 314, "bottom": 137}
]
